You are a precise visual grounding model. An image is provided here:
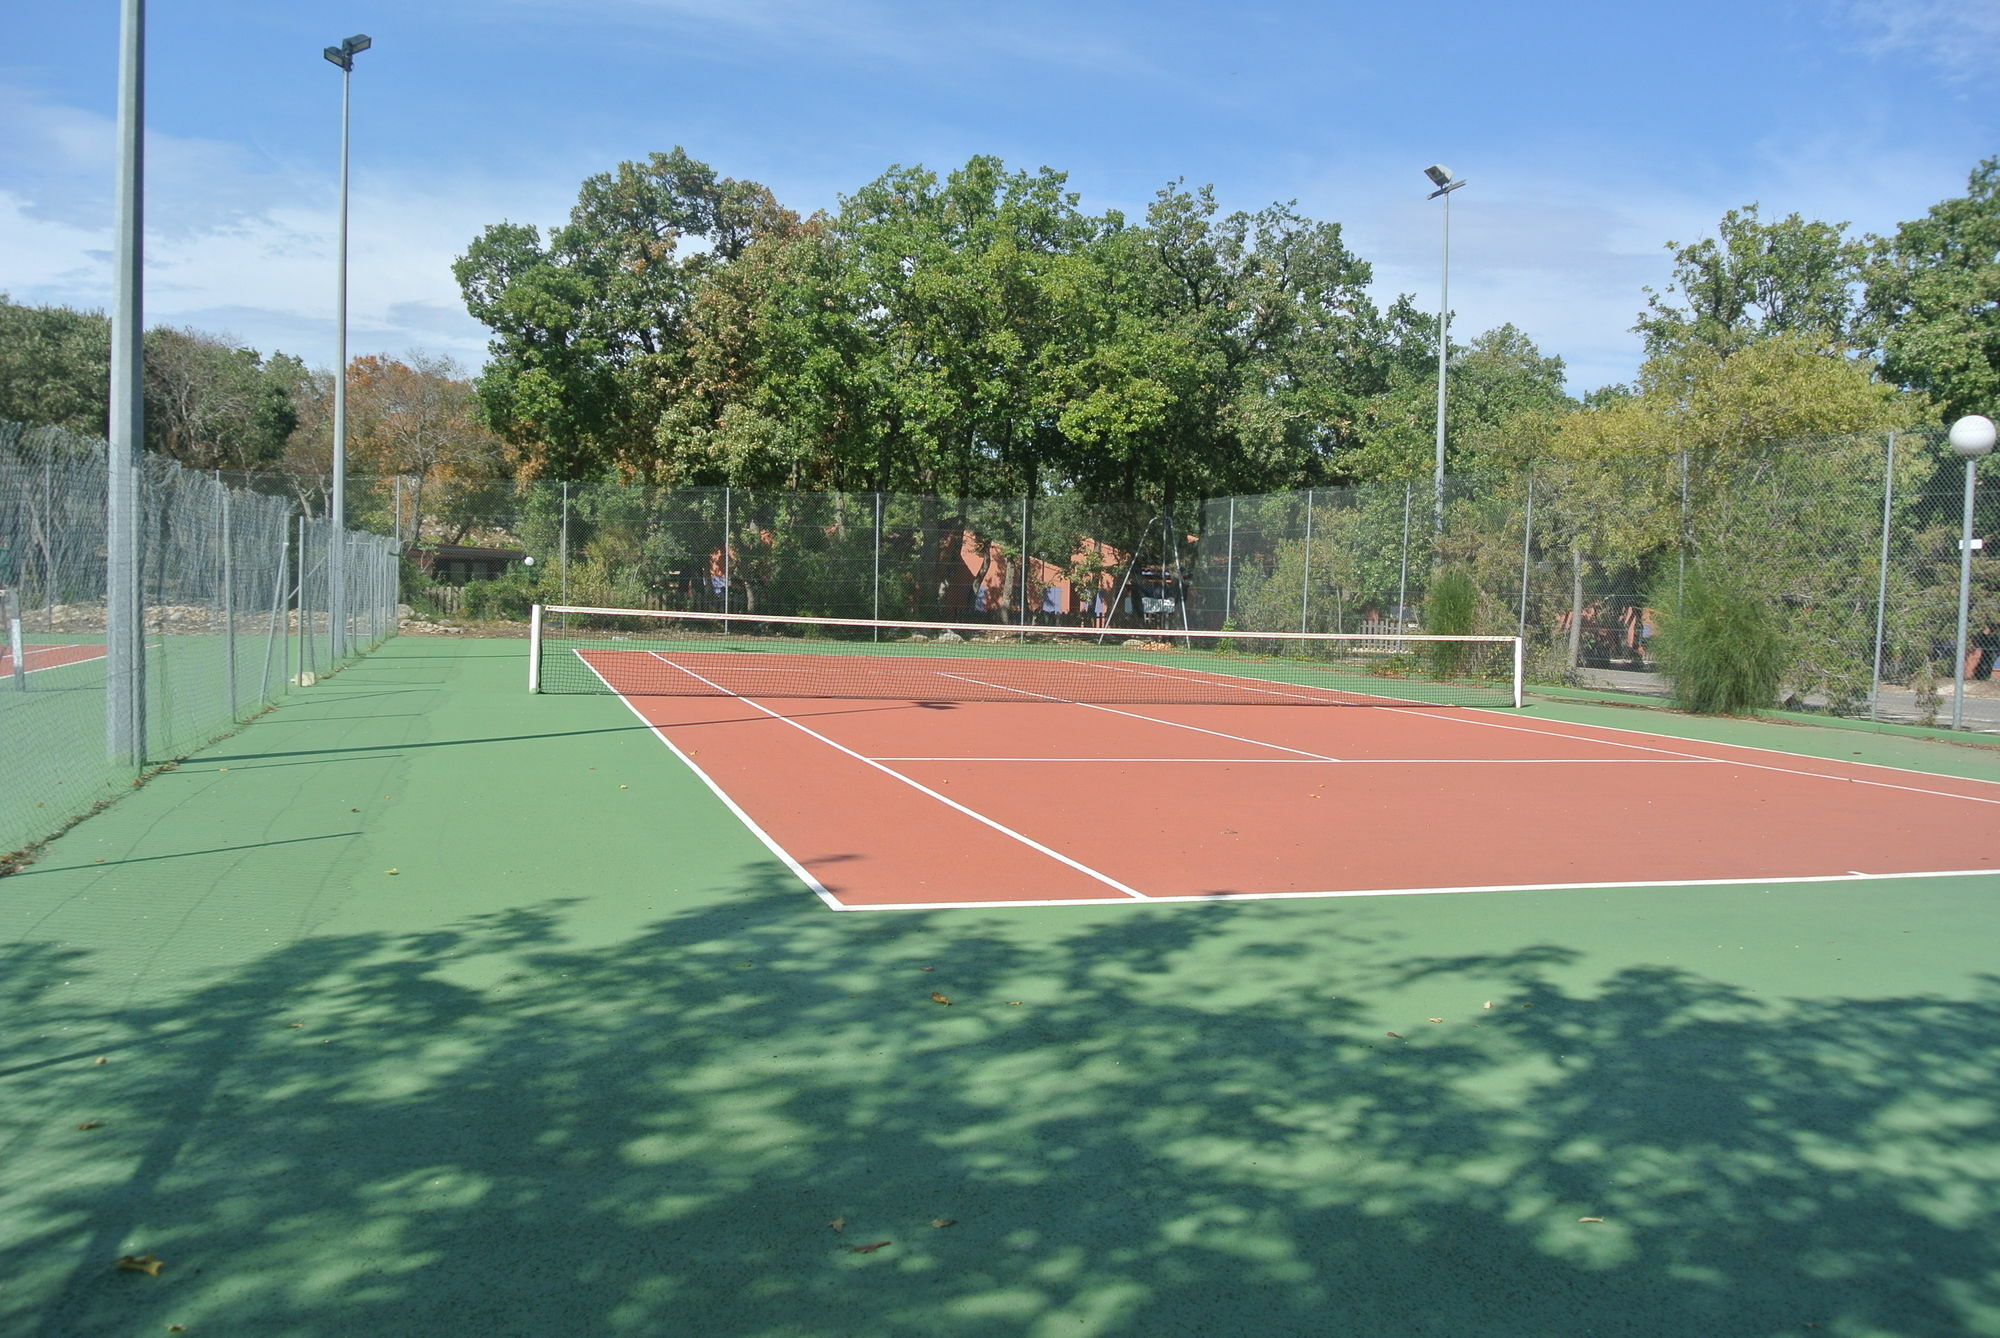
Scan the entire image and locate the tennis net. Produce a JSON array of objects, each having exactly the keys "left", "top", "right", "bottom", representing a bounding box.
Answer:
[{"left": 531, "top": 606, "right": 1523, "bottom": 708}]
